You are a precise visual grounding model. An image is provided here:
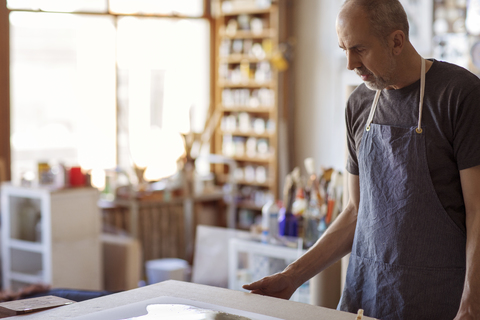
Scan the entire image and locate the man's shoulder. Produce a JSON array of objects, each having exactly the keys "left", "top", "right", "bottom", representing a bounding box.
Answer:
[
  {"left": 431, "top": 59, "right": 473, "bottom": 73},
  {"left": 429, "top": 60, "right": 480, "bottom": 87}
]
